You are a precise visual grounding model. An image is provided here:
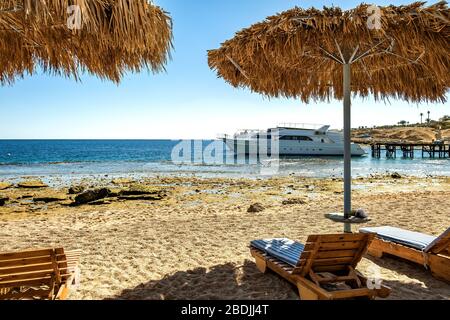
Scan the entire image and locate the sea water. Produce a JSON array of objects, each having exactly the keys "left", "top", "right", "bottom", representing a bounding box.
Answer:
[{"left": 0, "top": 140, "right": 448, "bottom": 183}]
